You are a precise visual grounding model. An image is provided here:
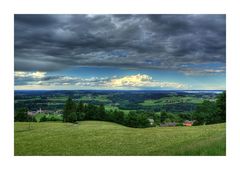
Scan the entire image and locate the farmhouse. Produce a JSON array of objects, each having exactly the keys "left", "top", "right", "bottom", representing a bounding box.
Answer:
[
  {"left": 27, "top": 108, "right": 55, "bottom": 115},
  {"left": 183, "top": 120, "right": 194, "bottom": 126}
]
